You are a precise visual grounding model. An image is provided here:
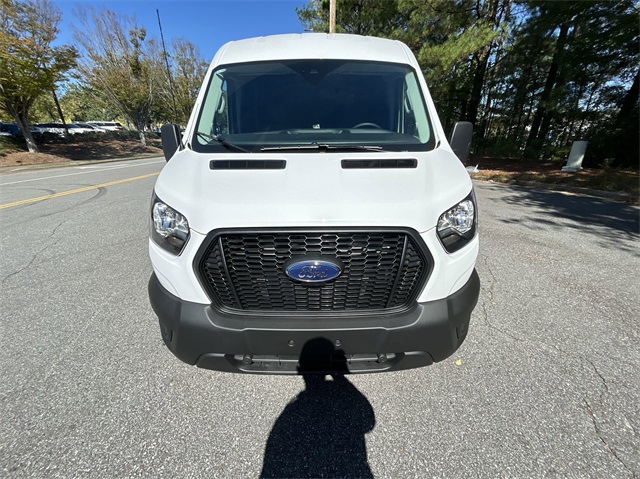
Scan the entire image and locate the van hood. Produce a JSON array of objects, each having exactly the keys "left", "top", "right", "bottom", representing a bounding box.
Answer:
[{"left": 154, "top": 149, "right": 472, "bottom": 234}]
